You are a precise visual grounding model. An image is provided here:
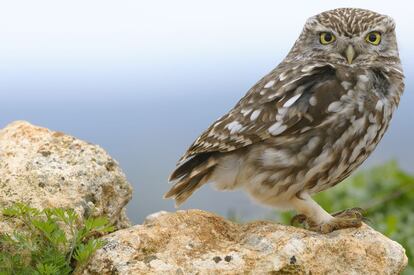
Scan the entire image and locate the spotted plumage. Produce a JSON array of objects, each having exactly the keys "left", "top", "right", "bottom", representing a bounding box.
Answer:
[{"left": 165, "top": 8, "right": 404, "bottom": 233}]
